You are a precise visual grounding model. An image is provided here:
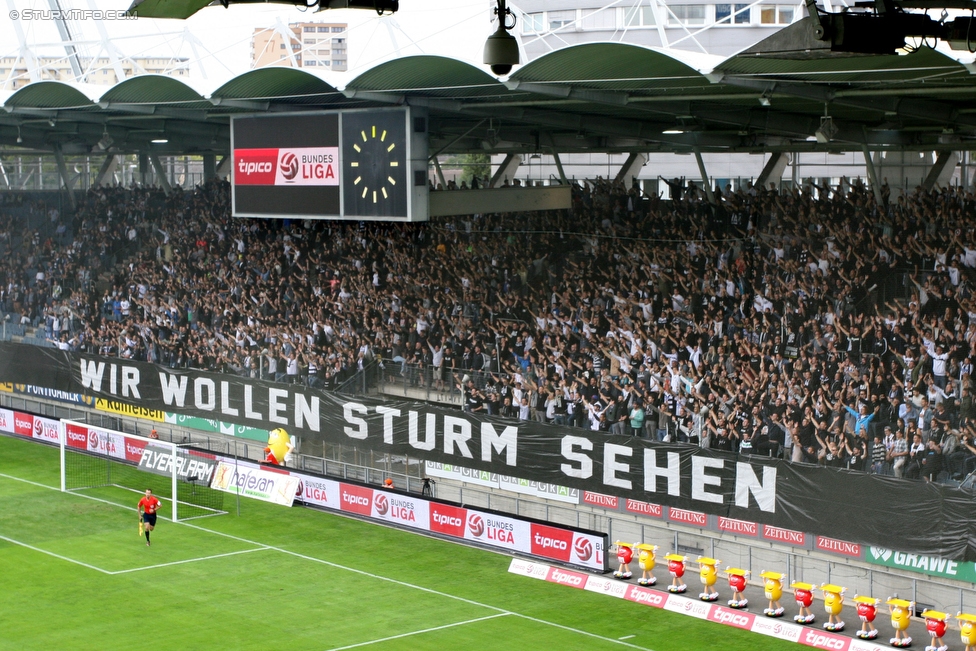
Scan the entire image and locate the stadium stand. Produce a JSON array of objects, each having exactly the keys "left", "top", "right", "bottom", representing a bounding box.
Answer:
[{"left": 2, "top": 176, "right": 976, "bottom": 481}]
